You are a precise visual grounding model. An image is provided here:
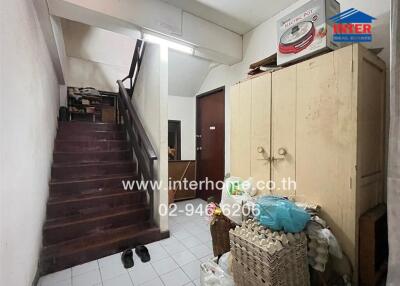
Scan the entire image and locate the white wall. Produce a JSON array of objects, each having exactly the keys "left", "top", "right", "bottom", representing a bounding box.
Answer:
[
  {"left": 168, "top": 50, "right": 210, "bottom": 98},
  {"left": 66, "top": 56, "right": 128, "bottom": 92},
  {"left": 62, "top": 20, "right": 135, "bottom": 92},
  {"left": 32, "top": 0, "right": 67, "bottom": 84},
  {"left": 198, "top": 0, "right": 391, "bottom": 173},
  {"left": 47, "top": 0, "right": 242, "bottom": 64},
  {"left": 131, "top": 43, "right": 169, "bottom": 232},
  {"left": 50, "top": 16, "right": 68, "bottom": 84},
  {"left": 0, "top": 0, "right": 60, "bottom": 285},
  {"left": 168, "top": 95, "right": 196, "bottom": 160},
  {"left": 50, "top": 16, "right": 68, "bottom": 106}
]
